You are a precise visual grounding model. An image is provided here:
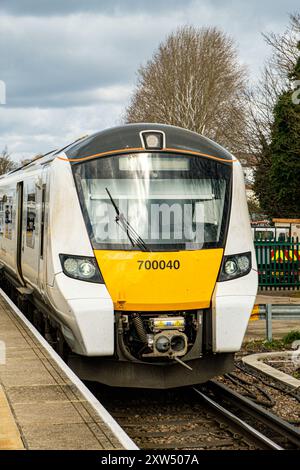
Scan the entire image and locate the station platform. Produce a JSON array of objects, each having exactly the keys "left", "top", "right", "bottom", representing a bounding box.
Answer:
[
  {"left": 256, "top": 289, "right": 300, "bottom": 305},
  {"left": 245, "top": 319, "right": 300, "bottom": 341},
  {"left": 245, "top": 290, "right": 300, "bottom": 341},
  {"left": 0, "top": 289, "right": 137, "bottom": 450}
]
